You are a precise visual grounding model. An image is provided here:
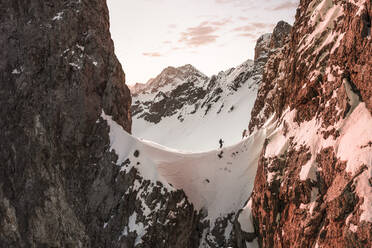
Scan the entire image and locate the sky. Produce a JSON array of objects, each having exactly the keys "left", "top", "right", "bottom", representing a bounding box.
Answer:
[{"left": 107, "top": 0, "right": 299, "bottom": 85}]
